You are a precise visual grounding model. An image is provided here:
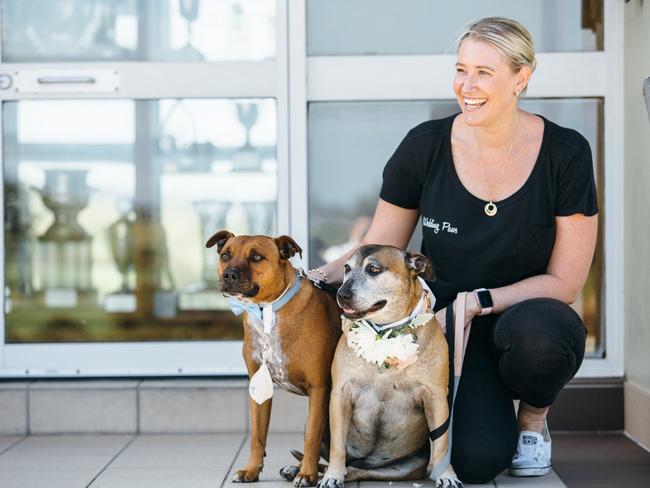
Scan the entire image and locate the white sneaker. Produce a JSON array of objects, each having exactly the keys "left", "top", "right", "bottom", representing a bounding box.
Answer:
[{"left": 508, "top": 421, "right": 552, "bottom": 477}]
